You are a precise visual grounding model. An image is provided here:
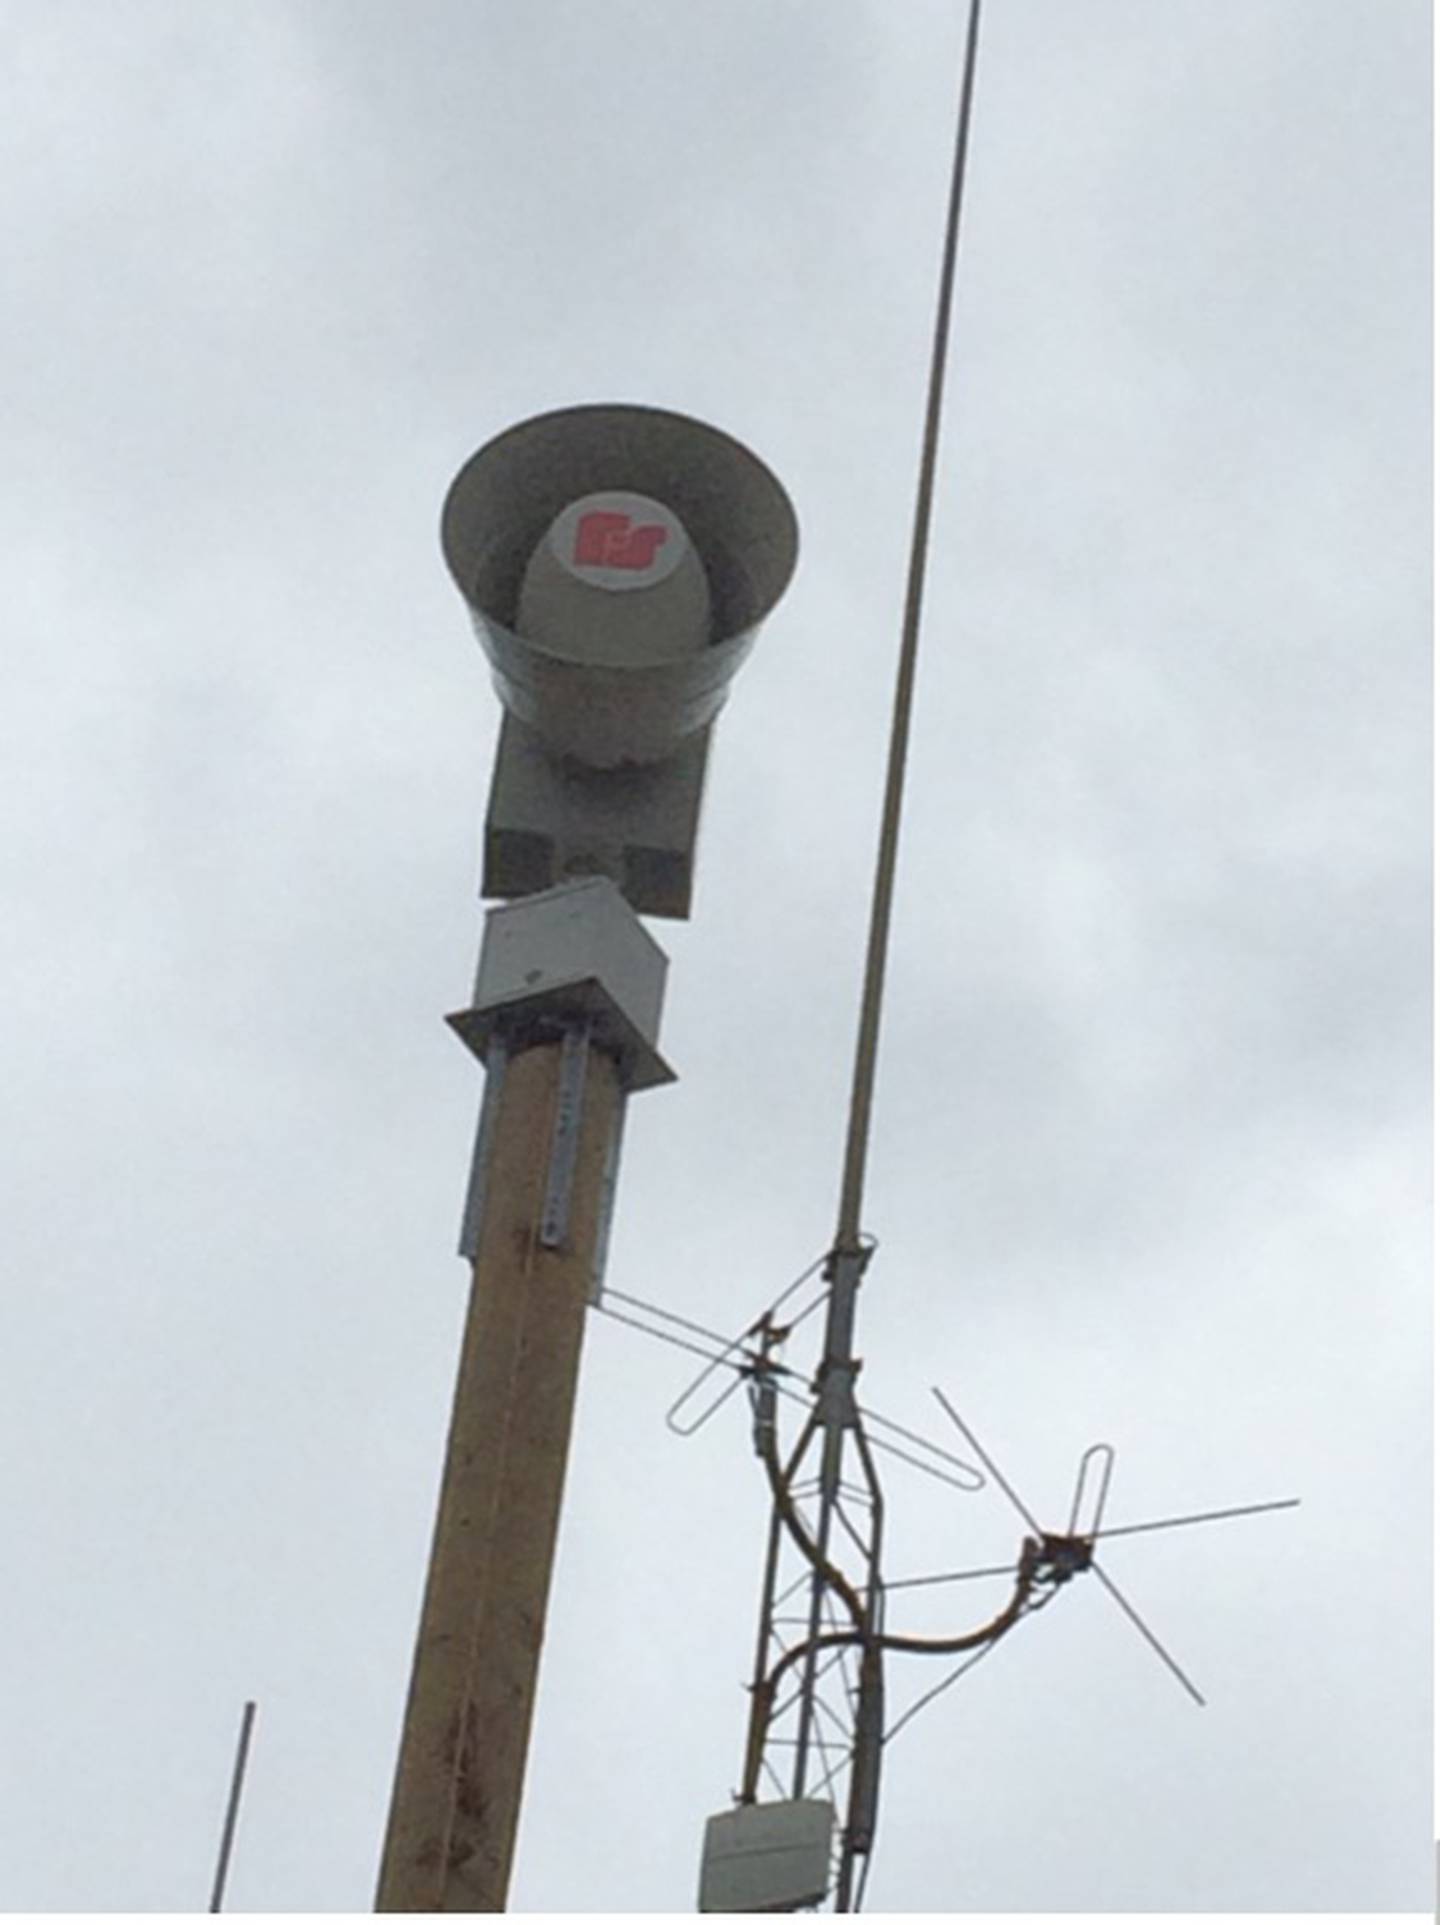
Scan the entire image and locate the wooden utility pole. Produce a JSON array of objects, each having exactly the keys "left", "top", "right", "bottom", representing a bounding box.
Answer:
[{"left": 376, "top": 1037, "right": 621, "bottom": 1912}]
